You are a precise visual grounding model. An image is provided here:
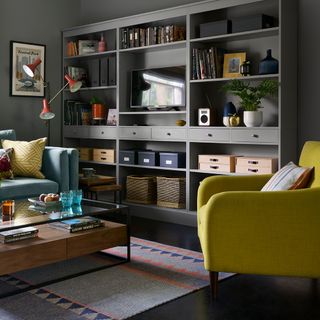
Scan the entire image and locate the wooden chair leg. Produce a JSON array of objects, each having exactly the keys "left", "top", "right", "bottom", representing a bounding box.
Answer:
[{"left": 209, "top": 271, "right": 219, "bottom": 300}]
